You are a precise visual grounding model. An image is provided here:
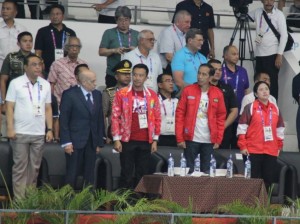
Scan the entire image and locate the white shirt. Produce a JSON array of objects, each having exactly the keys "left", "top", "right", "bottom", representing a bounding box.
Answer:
[
  {"left": 193, "top": 92, "right": 211, "bottom": 143},
  {"left": 0, "top": 20, "right": 27, "bottom": 69},
  {"left": 240, "top": 91, "right": 277, "bottom": 115},
  {"left": 248, "top": 7, "right": 288, "bottom": 56},
  {"left": 123, "top": 47, "right": 163, "bottom": 92},
  {"left": 6, "top": 74, "right": 51, "bottom": 135},
  {"left": 159, "top": 94, "right": 178, "bottom": 135},
  {"left": 157, "top": 24, "right": 186, "bottom": 69},
  {"left": 98, "top": 0, "right": 125, "bottom": 17}
]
